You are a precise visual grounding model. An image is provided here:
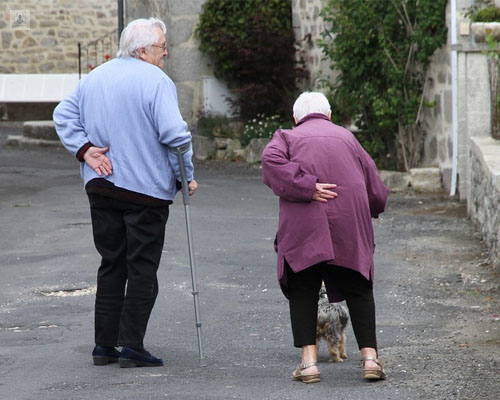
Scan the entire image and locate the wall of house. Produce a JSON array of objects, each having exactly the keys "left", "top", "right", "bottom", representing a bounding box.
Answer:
[
  {"left": 124, "top": 0, "right": 211, "bottom": 125},
  {"left": 291, "top": 0, "right": 337, "bottom": 89},
  {"left": 0, "top": 0, "right": 117, "bottom": 74},
  {"left": 420, "top": 44, "right": 453, "bottom": 186},
  {"left": 408, "top": 0, "right": 492, "bottom": 198}
]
